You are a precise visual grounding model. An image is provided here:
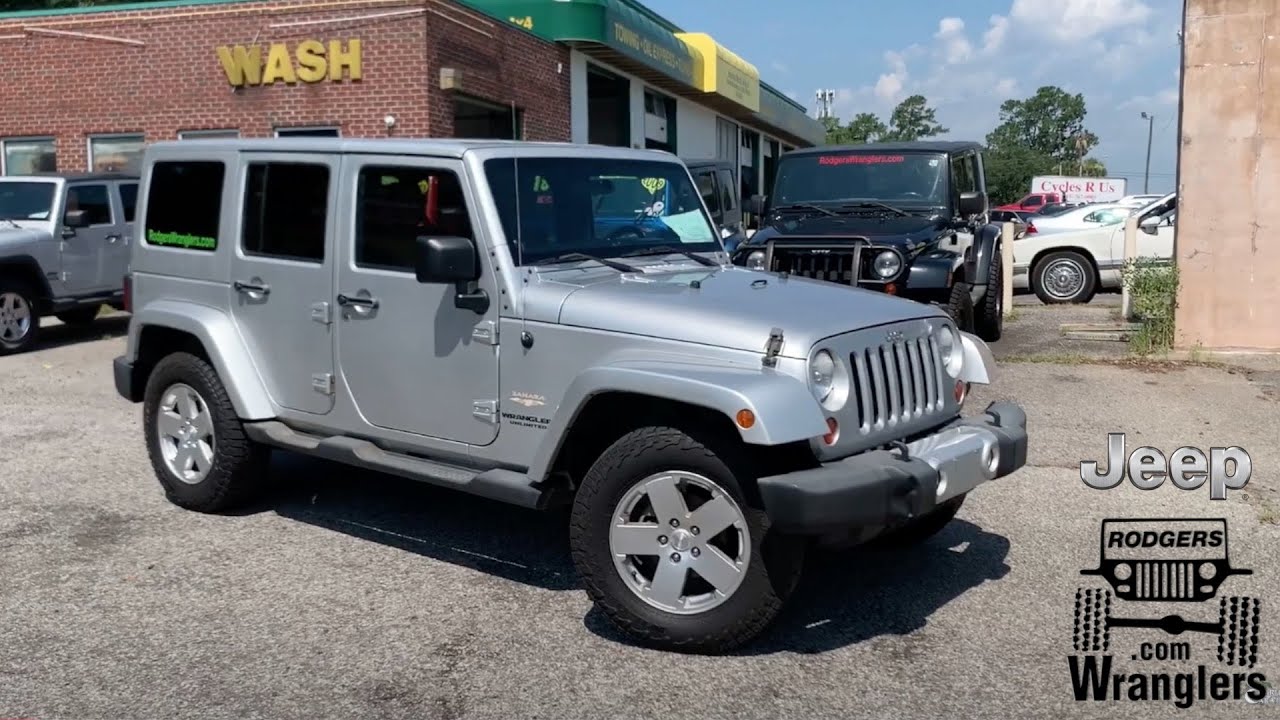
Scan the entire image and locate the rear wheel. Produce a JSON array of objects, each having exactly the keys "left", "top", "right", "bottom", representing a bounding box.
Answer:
[
  {"left": 974, "top": 248, "right": 1004, "bottom": 342},
  {"left": 1032, "top": 250, "right": 1096, "bottom": 304},
  {"left": 946, "top": 281, "right": 976, "bottom": 332},
  {"left": 570, "top": 425, "right": 805, "bottom": 654},
  {"left": 0, "top": 281, "right": 40, "bottom": 356}
]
